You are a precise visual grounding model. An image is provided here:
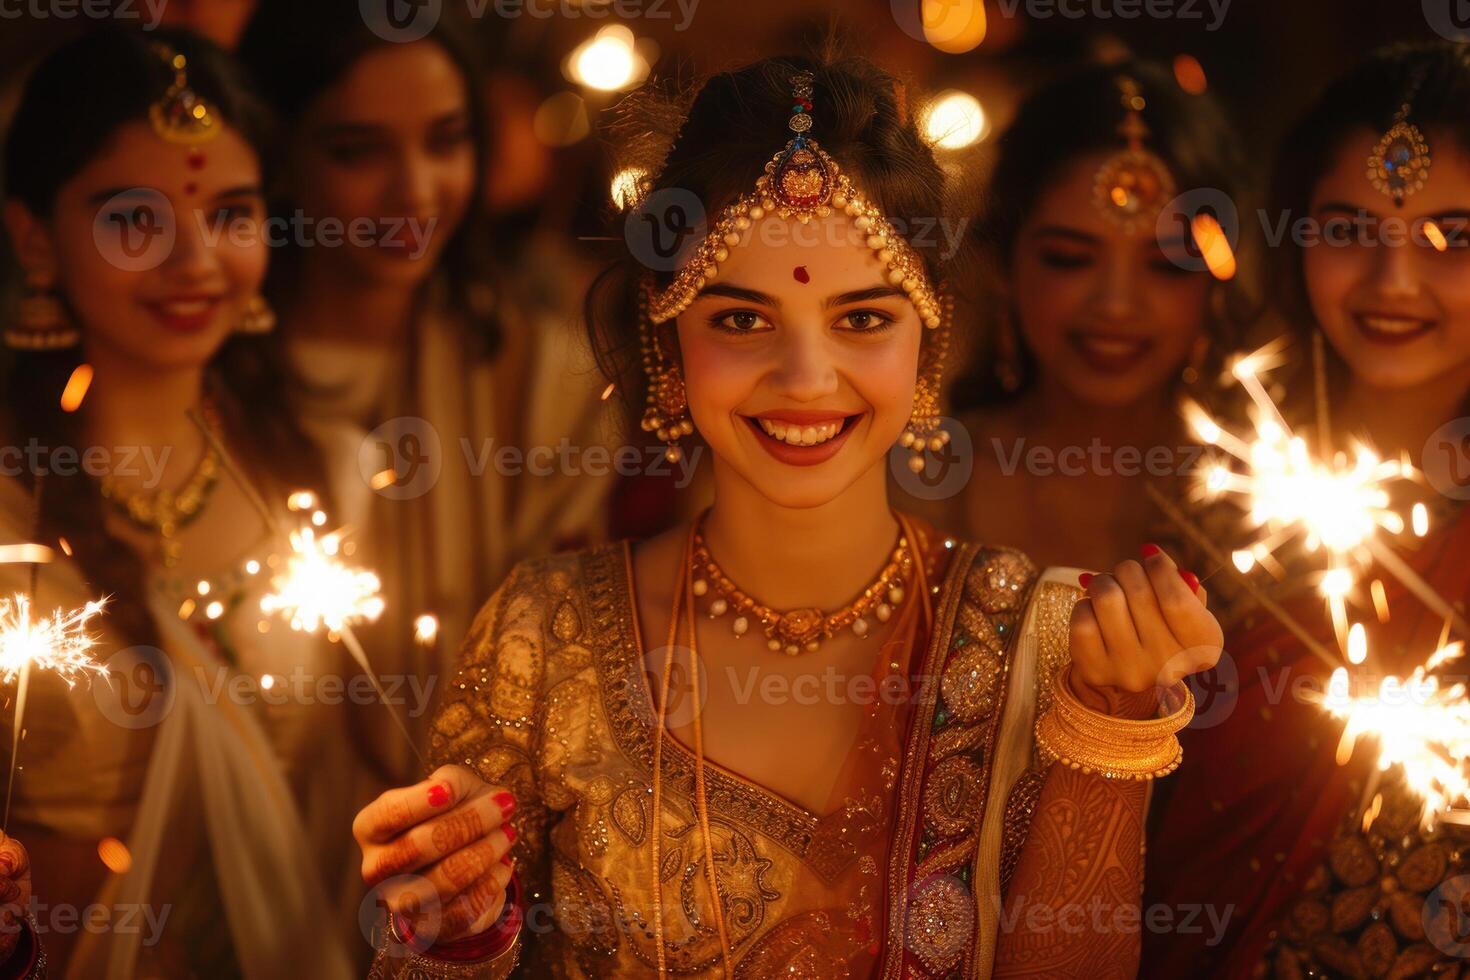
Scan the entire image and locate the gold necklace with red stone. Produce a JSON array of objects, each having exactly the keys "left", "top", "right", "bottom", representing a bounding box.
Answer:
[{"left": 689, "top": 514, "right": 914, "bottom": 656}]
